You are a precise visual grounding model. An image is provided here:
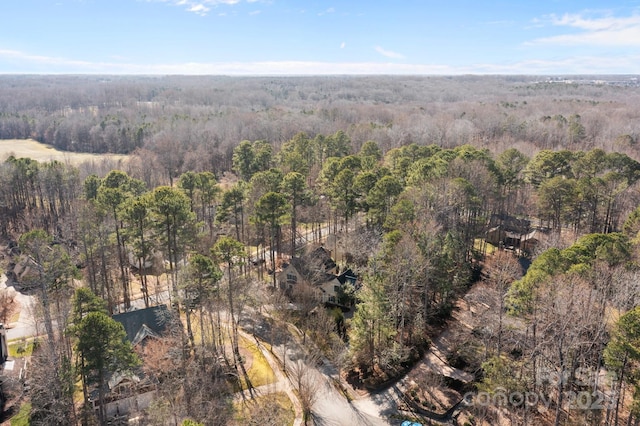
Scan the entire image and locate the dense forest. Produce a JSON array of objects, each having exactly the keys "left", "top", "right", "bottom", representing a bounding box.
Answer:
[
  {"left": 1, "top": 75, "right": 640, "bottom": 426},
  {"left": 1, "top": 75, "right": 640, "bottom": 175}
]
